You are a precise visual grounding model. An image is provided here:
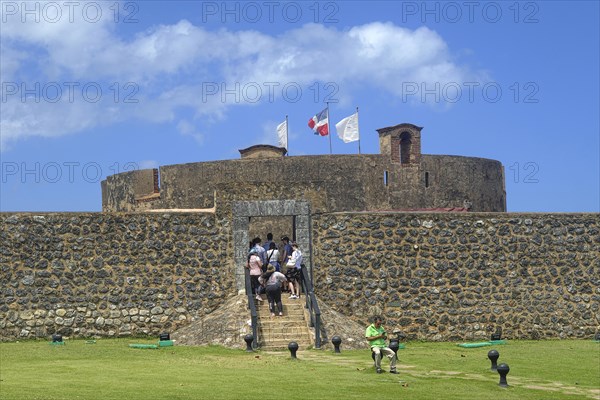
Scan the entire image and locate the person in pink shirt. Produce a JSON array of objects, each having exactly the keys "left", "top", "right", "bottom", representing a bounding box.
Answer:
[
  {"left": 259, "top": 265, "right": 288, "bottom": 317},
  {"left": 246, "top": 248, "right": 263, "bottom": 302}
]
